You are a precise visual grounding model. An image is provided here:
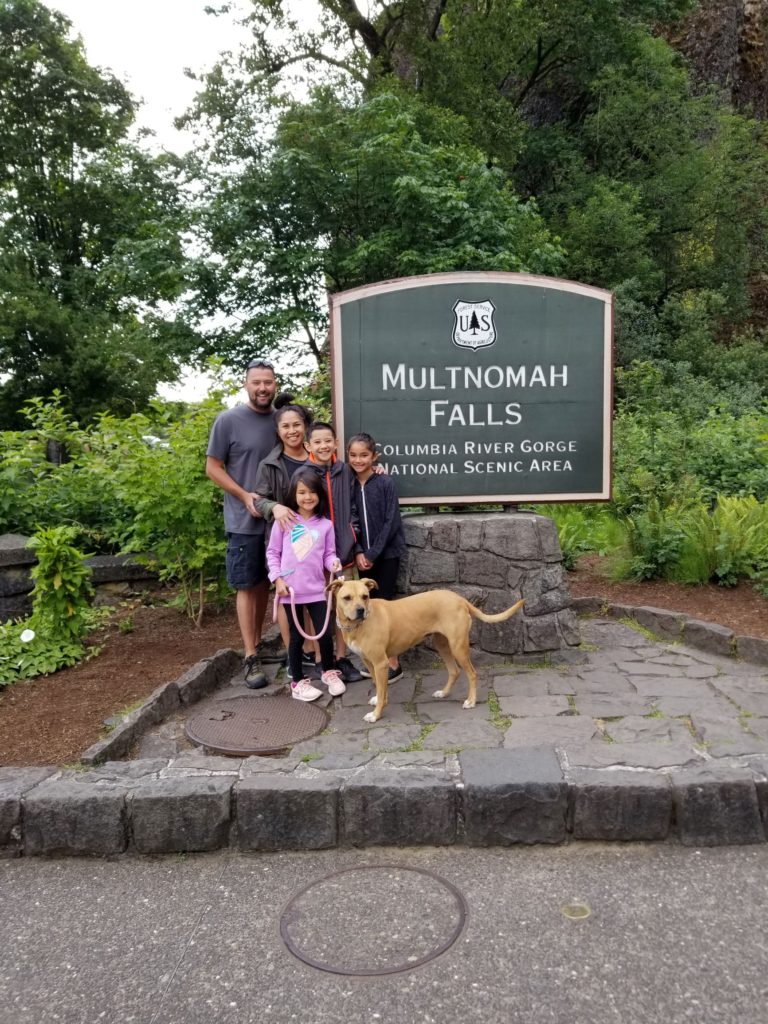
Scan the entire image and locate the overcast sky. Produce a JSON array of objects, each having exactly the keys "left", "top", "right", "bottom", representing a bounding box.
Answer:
[
  {"left": 47, "top": 0, "right": 253, "bottom": 151},
  {"left": 45, "top": 1, "right": 324, "bottom": 401}
]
